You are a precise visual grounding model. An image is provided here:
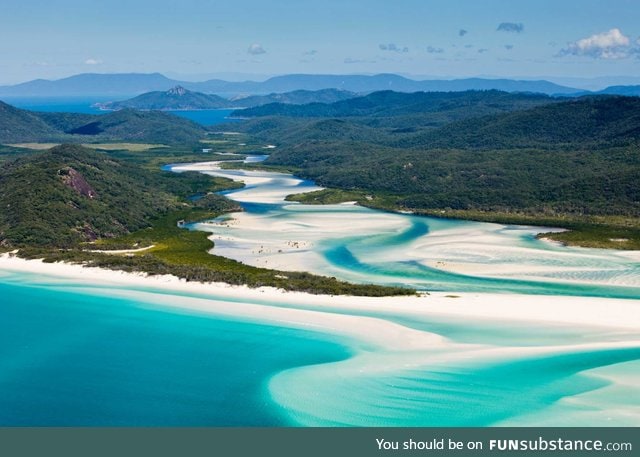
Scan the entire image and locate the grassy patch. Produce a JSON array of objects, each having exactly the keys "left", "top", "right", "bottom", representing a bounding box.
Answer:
[
  {"left": 286, "top": 188, "right": 369, "bottom": 204},
  {"left": 538, "top": 224, "right": 640, "bottom": 250},
  {"left": 6, "top": 142, "right": 168, "bottom": 152},
  {"left": 7, "top": 143, "right": 60, "bottom": 150},
  {"left": 83, "top": 143, "right": 169, "bottom": 151}
]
